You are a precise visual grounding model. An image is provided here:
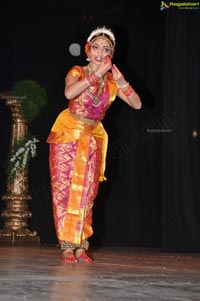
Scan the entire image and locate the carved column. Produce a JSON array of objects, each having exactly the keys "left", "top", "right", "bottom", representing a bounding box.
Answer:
[{"left": 0, "top": 99, "right": 40, "bottom": 244}]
